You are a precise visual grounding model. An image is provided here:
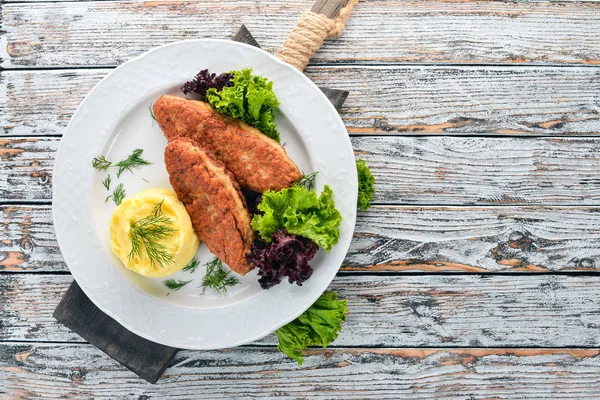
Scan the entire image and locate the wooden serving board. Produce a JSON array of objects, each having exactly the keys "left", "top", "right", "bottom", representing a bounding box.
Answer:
[{"left": 3, "top": 1, "right": 599, "bottom": 68}]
